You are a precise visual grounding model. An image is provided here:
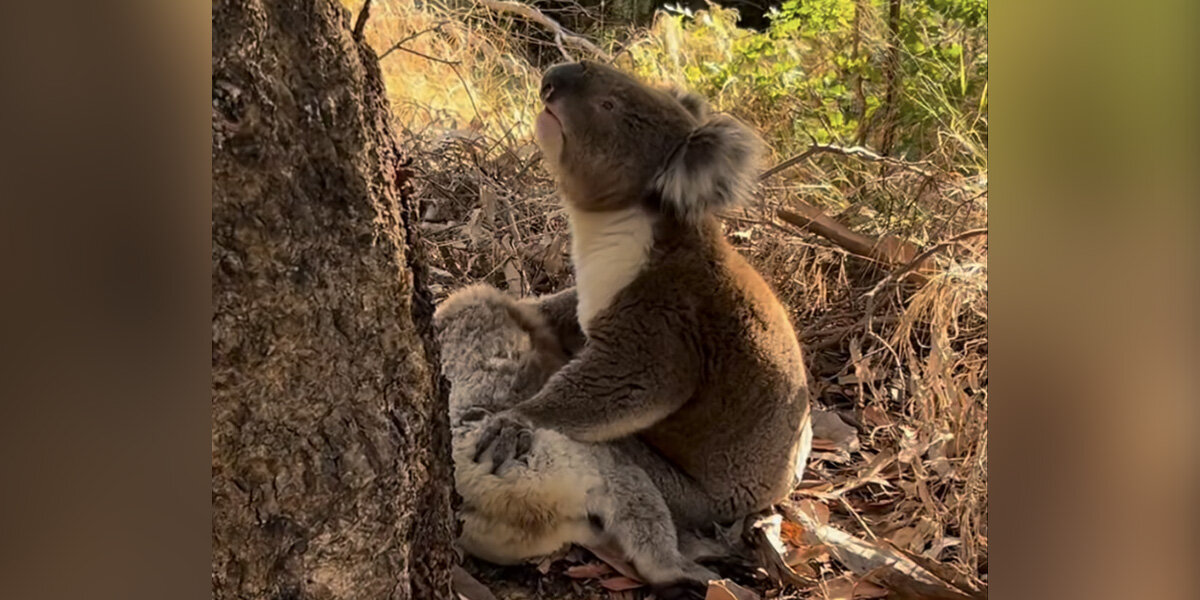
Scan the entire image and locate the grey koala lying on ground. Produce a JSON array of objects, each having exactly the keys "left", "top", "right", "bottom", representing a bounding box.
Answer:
[{"left": 434, "top": 284, "right": 719, "bottom": 594}]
